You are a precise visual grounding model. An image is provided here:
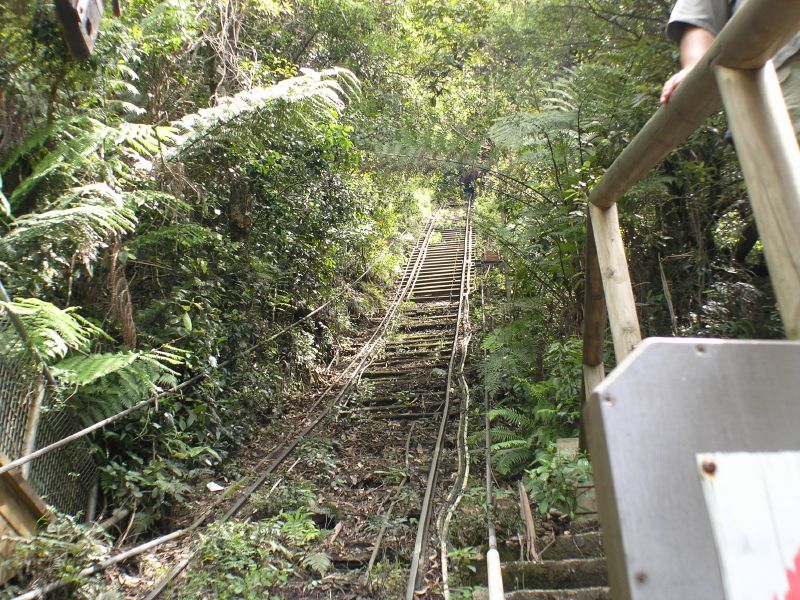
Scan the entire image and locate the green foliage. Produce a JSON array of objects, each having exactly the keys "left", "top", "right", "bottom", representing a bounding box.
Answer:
[
  {"left": 301, "top": 551, "right": 332, "bottom": 577},
  {"left": 367, "top": 560, "right": 407, "bottom": 598},
  {"left": 169, "top": 67, "right": 360, "bottom": 160},
  {"left": 484, "top": 333, "right": 584, "bottom": 476},
  {"left": 2, "top": 184, "right": 137, "bottom": 257},
  {"left": 0, "top": 0, "right": 429, "bottom": 538},
  {"left": 0, "top": 513, "right": 111, "bottom": 599},
  {"left": 524, "top": 445, "right": 593, "bottom": 519},
  {"left": 180, "top": 510, "right": 324, "bottom": 598},
  {"left": 447, "top": 545, "right": 482, "bottom": 575},
  {"left": 98, "top": 453, "right": 201, "bottom": 530},
  {"left": 0, "top": 298, "right": 104, "bottom": 360},
  {"left": 55, "top": 346, "right": 184, "bottom": 423},
  {"left": 1, "top": 2, "right": 782, "bottom": 582},
  {"left": 250, "top": 480, "right": 317, "bottom": 518},
  {"left": 180, "top": 520, "right": 294, "bottom": 599}
]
